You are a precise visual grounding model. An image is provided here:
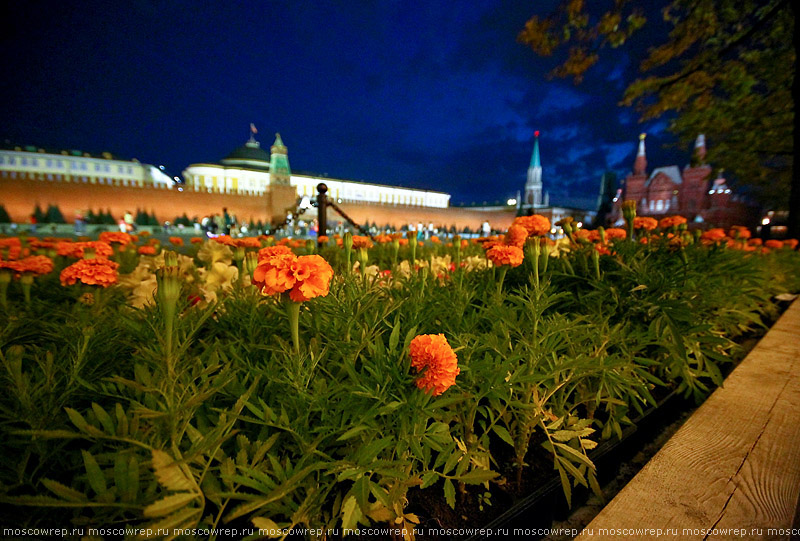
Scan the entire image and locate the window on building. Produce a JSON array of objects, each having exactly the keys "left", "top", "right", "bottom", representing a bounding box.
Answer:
[
  {"left": 21, "top": 158, "right": 27, "bottom": 166},
  {"left": 665, "top": 200, "right": 670, "bottom": 210},
  {"left": 32, "top": 159, "right": 38, "bottom": 166},
  {"left": 649, "top": 200, "right": 654, "bottom": 211}
]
